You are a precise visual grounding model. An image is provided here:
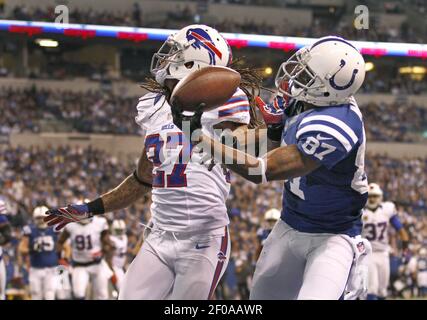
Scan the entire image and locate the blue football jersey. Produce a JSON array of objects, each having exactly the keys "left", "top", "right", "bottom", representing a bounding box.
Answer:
[
  {"left": 0, "top": 214, "right": 8, "bottom": 224},
  {"left": 281, "top": 99, "right": 368, "bottom": 236},
  {"left": 23, "top": 225, "right": 58, "bottom": 268},
  {"left": 0, "top": 214, "right": 9, "bottom": 261}
]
